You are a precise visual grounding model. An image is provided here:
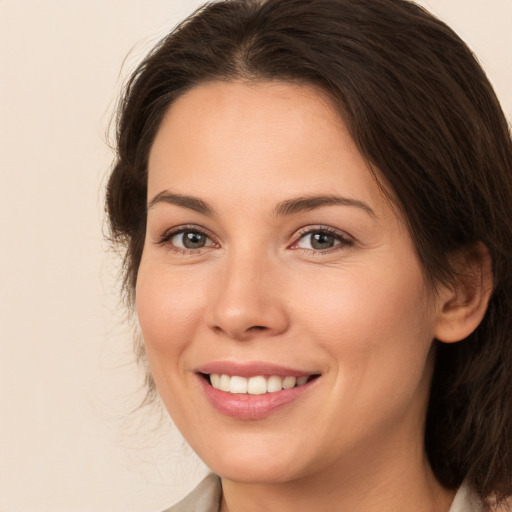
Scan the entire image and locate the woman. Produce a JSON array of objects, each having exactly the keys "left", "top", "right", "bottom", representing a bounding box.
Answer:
[{"left": 106, "top": 0, "right": 512, "bottom": 510}]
